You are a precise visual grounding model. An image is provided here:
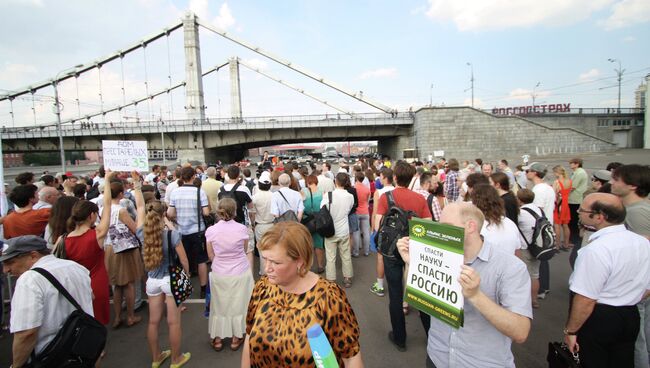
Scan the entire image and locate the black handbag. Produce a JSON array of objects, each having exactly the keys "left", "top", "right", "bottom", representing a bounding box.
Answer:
[
  {"left": 167, "top": 230, "right": 193, "bottom": 306},
  {"left": 547, "top": 341, "right": 582, "bottom": 368},
  {"left": 197, "top": 186, "right": 215, "bottom": 228},
  {"left": 305, "top": 191, "right": 335, "bottom": 238},
  {"left": 28, "top": 268, "right": 107, "bottom": 368}
]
